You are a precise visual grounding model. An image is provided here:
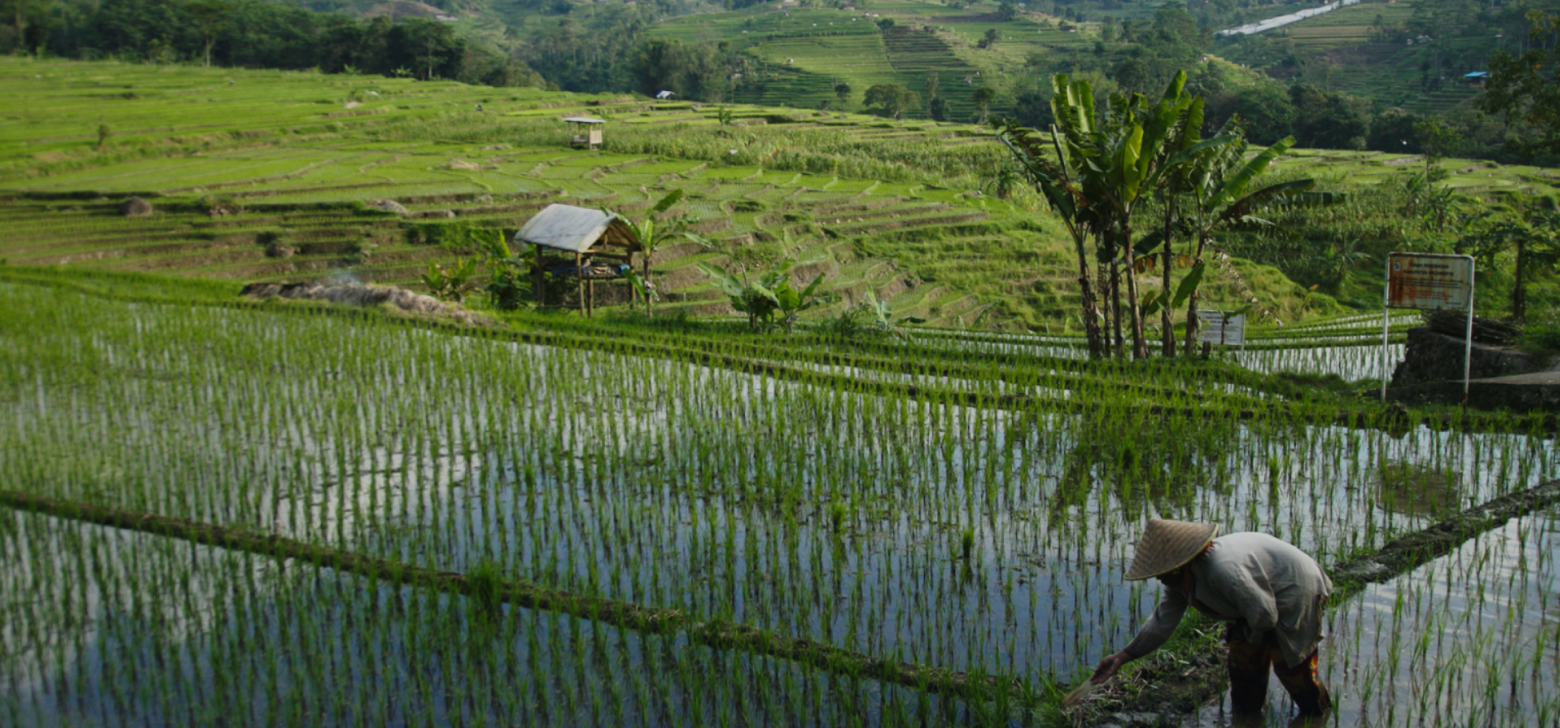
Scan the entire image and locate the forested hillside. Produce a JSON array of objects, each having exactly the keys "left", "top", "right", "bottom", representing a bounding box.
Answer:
[{"left": 4, "top": 0, "right": 1560, "bottom": 163}]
